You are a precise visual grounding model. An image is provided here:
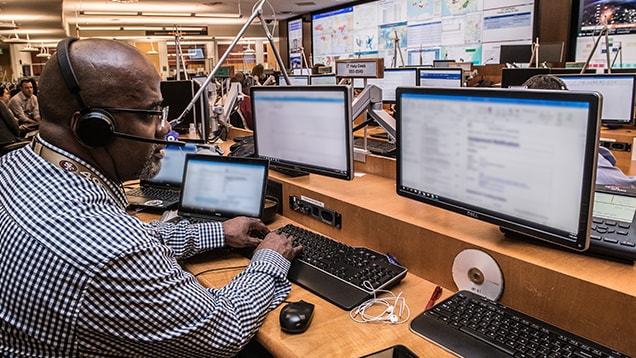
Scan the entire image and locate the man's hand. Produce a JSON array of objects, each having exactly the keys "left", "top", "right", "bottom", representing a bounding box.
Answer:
[
  {"left": 256, "top": 232, "right": 302, "bottom": 262},
  {"left": 223, "top": 216, "right": 269, "bottom": 248}
]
